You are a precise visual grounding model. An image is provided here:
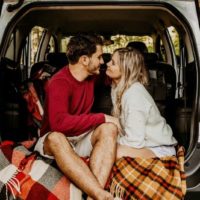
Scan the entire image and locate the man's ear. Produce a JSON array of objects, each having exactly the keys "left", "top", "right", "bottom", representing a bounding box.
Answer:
[{"left": 79, "top": 55, "right": 90, "bottom": 66}]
